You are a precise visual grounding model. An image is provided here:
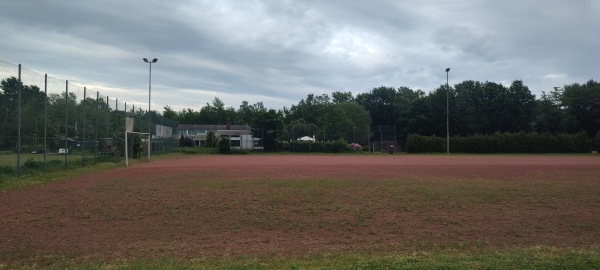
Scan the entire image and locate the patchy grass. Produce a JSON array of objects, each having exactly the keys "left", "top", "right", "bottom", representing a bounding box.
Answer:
[
  {"left": 0, "top": 153, "right": 185, "bottom": 192},
  {"left": 1, "top": 155, "right": 599, "bottom": 269},
  {"left": 4, "top": 247, "right": 600, "bottom": 269}
]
